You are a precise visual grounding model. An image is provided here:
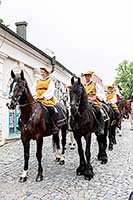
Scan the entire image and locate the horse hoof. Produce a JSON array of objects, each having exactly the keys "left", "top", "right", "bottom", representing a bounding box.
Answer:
[
  {"left": 55, "top": 157, "right": 60, "bottom": 162},
  {"left": 36, "top": 175, "right": 43, "bottom": 182},
  {"left": 84, "top": 172, "right": 94, "bottom": 180},
  {"left": 109, "top": 146, "right": 113, "bottom": 151},
  {"left": 101, "top": 159, "right": 108, "bottom": 164},
  {"left": 77, "top": 171, "right": 84, "bottom": 176},
  {"left": 19, "top": 176, "right": 27, "bottom": 182},
  {"left": 60, "top": 160, "right": 65, "bottom": 165},
  {"left": 113, "top": 141, "right": 117, "bottom": 144},
  {"left": 97, "top": 155, "right": 102, "bottom": 161},
  {"left": 84, "top": 176, "right": 92, "bottom": 181}
]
